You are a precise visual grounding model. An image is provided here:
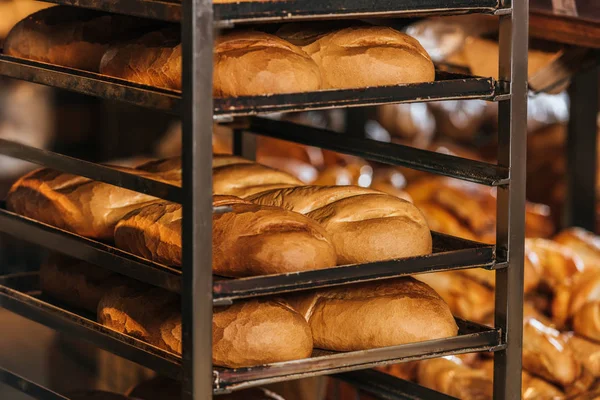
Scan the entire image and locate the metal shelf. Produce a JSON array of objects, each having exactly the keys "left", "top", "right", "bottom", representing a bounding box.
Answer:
[
  {"left": 39, "top": 0, "right": 507, "bottom": 23},
  {"left": 0, "top": 55, "right": 502, "bottom": 116},
  {"left": 0, "top": 272, "right": 503, "bottom": 393},
  {"left": 0, "top": 207, "right": 496, "bottom": 304},
  {"left": 244, "top": 117, "right": 510, "bottom": 187}
]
